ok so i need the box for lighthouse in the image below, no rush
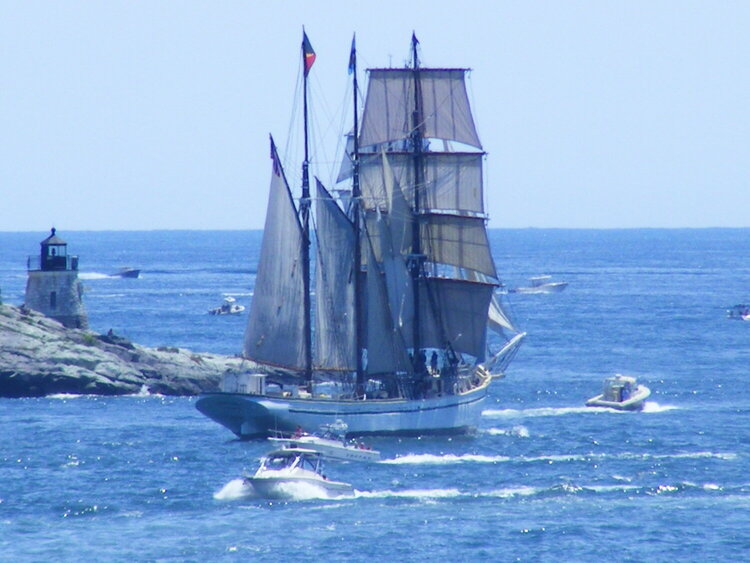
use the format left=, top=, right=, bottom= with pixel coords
left=25, top=228, right=88, bottom=329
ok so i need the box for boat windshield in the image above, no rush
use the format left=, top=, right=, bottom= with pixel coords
left=263, top=454, right=297, bottom=470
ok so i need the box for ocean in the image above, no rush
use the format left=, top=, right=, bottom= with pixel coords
left=1, top=228, right=749, bottom=561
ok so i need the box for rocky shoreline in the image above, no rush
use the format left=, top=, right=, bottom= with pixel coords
left=0, top=303, right=245, bottom=397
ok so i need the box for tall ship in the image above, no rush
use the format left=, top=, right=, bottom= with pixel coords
left=196, top=33, right=525, bottom=438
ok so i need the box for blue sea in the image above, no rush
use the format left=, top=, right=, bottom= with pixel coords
left=1, top=229, right=750, bottom=561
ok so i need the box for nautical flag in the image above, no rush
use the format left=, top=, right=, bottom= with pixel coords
left=302, top=32, right=316, bottom=76
left=270, top=136, right=281, bottom=176
left=348, top=35, right=356, bottom=75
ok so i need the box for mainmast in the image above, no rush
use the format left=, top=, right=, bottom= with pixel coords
left=409, top=32, right=425, bottom=371
left=350, top=34, right=365, bottom=393
left=301, top=31, right=316, bottom=382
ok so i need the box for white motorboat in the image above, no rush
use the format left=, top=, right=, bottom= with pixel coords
left=510, top=275, right=568, bottom=294
left=586, top=374, right=651, bottom=411
left=243, top=448, right=353, bottom=499
left=208, top=296, right=245, bottom=315
left=268, top=420, right=380, bottom=462
left=727, top=304, right=750, bottom=321
left=110, top=267, right=141, bottom=279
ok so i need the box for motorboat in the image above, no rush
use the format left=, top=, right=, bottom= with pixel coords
left=510, top=275, right=568, bottom=294
left=268, top=420, right=380, bottom=462
left=110, top=267, right=140, bottom=278
left=208, top=296, right=245, bottom=315
left=243, top=448, right=353, bottom=499
left=586, top=374, right=650, bottom=411
left=727, top=304, right=750, bottom=321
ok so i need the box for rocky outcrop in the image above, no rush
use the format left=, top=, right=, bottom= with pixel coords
left=0, top=303, right=245, bottom=397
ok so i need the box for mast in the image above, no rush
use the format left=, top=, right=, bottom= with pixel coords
left=301, top=31, right=315, bottom=382
left=409, top=32, right=425, bottom=370
left=350, top=34, right=365, bottom=392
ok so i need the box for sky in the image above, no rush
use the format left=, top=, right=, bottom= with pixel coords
left=1, top=1, right=749, bottom=232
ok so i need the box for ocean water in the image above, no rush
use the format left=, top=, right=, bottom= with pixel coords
left=1, top=228, right=750, bottom=561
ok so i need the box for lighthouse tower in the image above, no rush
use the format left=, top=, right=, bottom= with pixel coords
left=25, top=228, right=88, bottom=329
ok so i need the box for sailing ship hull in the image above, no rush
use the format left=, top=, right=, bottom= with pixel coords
left=195, top=382, right=490, bottom=438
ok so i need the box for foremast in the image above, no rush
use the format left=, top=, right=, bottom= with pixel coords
left=350, top=35, right=365, bottom=394
left=300, top=30, right=315, bottom=382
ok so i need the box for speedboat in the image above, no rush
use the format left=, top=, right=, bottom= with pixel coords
left=208, top=296, right=245, bottom=315
left=510, top=275, right=568, bottom=294
left=586, top=374, right=651, bottom=411
left=727, top=304, right=750, bottom=321
left=243, top=448, right=353, bottom=499
left=110, top=267, right=140, bottom=278
left=268, top=420, right=380, bottom=463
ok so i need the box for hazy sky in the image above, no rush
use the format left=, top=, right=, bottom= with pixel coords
left=1, top=1, right=748, bottom=232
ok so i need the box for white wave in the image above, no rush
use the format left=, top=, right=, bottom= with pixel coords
left=644, top=451, right=737, bottom=461
left=642, top=401, right=679, bottom=413
left=381, top=453, right=510, bottom=465
left=213, top=478, right=254, bottom=501
left=485, top=486, right=540, bottom=498
left=483, top=406, right=602, bottom=418
left=264, top=480, right=341, bottom=500
left=355, top=488, right=462, bottom=500
left=78, top=272, right=111, bottom=280
left=586, top=484, right=641, bottom=493
left=47, top=393, right=88, bottom=400
left=486, top=425, right=530, bottom=438
left=484, top=402, right=679, bottom=419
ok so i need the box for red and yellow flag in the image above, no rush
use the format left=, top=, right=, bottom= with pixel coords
left=302, top=32, right=316, bottom=76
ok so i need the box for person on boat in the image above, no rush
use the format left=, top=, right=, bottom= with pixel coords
left=293, top=425, right=303, bottom=438
left=430, top=351, right=439, bottom=375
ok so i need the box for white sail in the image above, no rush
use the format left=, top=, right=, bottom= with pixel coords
left=243, top=141, right=308, bottom=370
left=314, top=180, right=357, bottom=371
left=488, top=293, right=519, bottom=334
left=365, top=235, right=412, bottom=376
left=359, top=152, right=485, bottom=214
left=360, top=69, right=482, bottom=149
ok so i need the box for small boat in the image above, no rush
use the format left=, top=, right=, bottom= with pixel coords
left=510, top=275, right=568, bottom=294
left=268, top=420, right=380, bottom=462
left=110, top=267, right=140, bottom=279
left=243, top=448, right=353, bottom=499
left=208, top=296, right=245, bottom=315
left=586, top=374, right=651, bottom=411
left=727, top=304, right=750, bottom=321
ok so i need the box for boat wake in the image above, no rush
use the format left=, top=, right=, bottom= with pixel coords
left=78, top=272, right=112, bottom=280
left=354, top=481, right=735, bottom=501
left=485, top=425, right=531, bottom=438
left=380, top=450, right=736, bottom=465
left=484, top=402, right=680, bottom=418
left=213, top=478, right=353, bottom=501
left=483, top=406, right=604, bottom=418
left=213, top=478, right=253, bottom=501
left=641, top=401, right=678, bottom=413
left=381, top=453, right=510, bottom=465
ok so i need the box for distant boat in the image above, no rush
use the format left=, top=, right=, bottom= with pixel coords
left=586, top=374, right=650, bottom=411
left=110, top=267, right=140, bottom=279
left=510, top=275, right=568, bottom=294
left=208, top=296, right=245, bottom=315
left=268, top=420, right=380, bottom=463
left=243, top=448, right=353, bottom=499
left=727, top=304, right=750, bottom=321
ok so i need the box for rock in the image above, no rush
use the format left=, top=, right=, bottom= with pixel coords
left=0, top=303, right=246, bottom=398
